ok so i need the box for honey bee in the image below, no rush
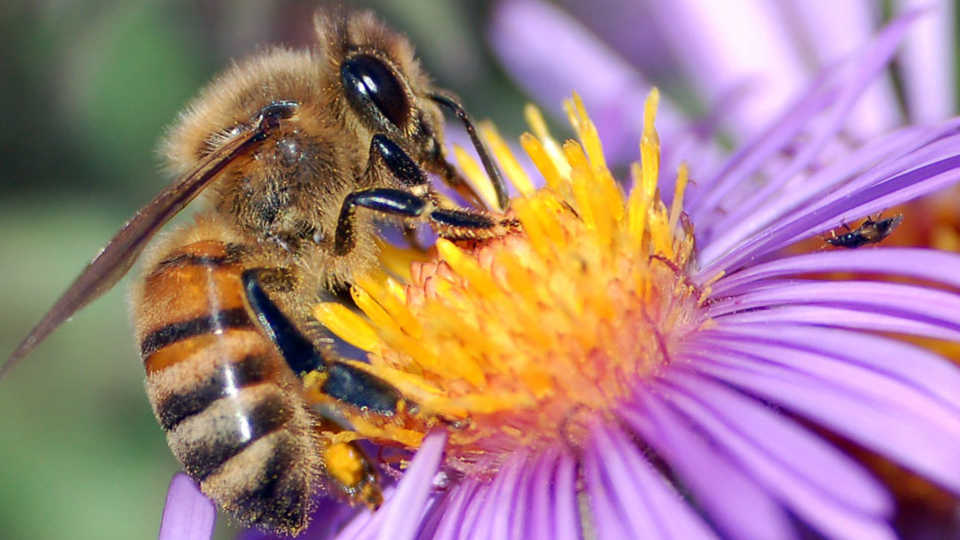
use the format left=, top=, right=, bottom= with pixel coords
left=4, top=9, right=515, bottom=535
left=826, top=214, right=903, bottom=248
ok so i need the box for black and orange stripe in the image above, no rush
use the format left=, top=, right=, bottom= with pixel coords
left=137, top=239, right=320, bottom=534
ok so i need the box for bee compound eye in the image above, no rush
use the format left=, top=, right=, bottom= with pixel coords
left=341, top=55, right=409, bottom=129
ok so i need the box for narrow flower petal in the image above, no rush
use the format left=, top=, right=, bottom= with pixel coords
left=695, top=13, right=923, bottom=264
left=465, top=452, right=524, bottom=540
left=593, top=422, right=719, bottom=539
left=710, top=248, right=960, bottom=295
left=583, top=432, right=640, bottom=539
left=375, top=430, right=446, bottom=540
left=553, top=451, right=581, bottom=540
left=708, top=280, right=960, bottom=328
left=717, top=304, right=960, bottom=343
left=489, top=0, right=686, bottom=163
left=697, top=324, right=960, bottom=418
left=158, top=473, right=215, bottom=540
left=700, top=152, right=960, bottom=275
left=645, top=0, right=808, bottom=139
left=687, top=10, right=921, bottom=220
left=527, top=448, right=559, bottom=540
left=896, top=0, right=957, bottom=122
left=429, top=479, right=481, bottom=540
left=687, top=350, right=960, bottom=494
left=659, top=372, right=892, bottom=516
left=696, top=120, right=960, bottom=252
left=785, top=0, right=900, bottom=137
left=656, top=373, right=898, bottom=540
left=622, top=392, right=798, bottom=540
left=693, top=331, right=960, bottom=438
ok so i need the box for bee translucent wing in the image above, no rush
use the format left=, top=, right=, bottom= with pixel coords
left=2, top=105, right=293, bottom=378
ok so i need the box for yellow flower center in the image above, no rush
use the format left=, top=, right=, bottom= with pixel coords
left=311, top=91, right=715, bottom=477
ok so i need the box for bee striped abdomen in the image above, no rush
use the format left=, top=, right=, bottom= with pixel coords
left=136, top=239, right=320, bottom=534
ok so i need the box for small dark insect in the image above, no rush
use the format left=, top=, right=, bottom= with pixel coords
left=826, top=214, right=903, bottom=249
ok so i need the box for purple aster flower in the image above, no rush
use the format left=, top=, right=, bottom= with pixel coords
left=158, top=7, right=960, bottom=540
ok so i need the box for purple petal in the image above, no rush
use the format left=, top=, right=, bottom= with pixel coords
left=695, top=10, right=923, bottom=264
left=622, top=392, right=798, bottom=540
left=706, top=281, right=960, bottom=340
left=583, top=432, right=637, bottom=539
left=493, top=453, right=529, bottom=539
left=645, top=0, right=808, bottom=140
left=710, top=248, right=960, bottom=295
left=158, top=473, right=215, bottom=540
left=591, top=422, right=719, bottom=539
left=784, top=0, right=901, bottom=137
left=694, top=323, right=960, bottom=419
left=457, top=476, right=493, bottom=538
left=897, top=0, right=957, bottom=122
left=699, top=150, right=960, bottom=277
left=527, top=447, right=559, bottom=539
left=695, top=120, right=959, bottom=258
left=686, top=9, right=923, bottom=220
left=430, top=479, right=481, bottom=540
left=685, top=348, right=960, bottom=494
left=714, top=304, right=960, bottom=343
left=655, top=373, right=897, bottom=539
left=466, top=453, right=523, bottom=540
left=686, top=59, right=836, bottom=217
left=374, top=430, right=446, bottom=540
left=488, top=0, right=687, bottom=164
left=553, top=450, right=581, bottom=540
left=508, top=452, right=537, bottom=540
left=657, top=372, right=892, bottom=515
left=691, top=331, right=960, bottom=440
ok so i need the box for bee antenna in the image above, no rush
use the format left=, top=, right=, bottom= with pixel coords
left=429, top=92, right=510, bottom=211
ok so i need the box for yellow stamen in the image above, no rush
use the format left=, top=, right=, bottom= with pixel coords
left=309, top=89, right=705, bottom=476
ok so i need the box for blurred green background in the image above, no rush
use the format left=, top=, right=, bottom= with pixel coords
left=0, top=1, right=528, bottom=539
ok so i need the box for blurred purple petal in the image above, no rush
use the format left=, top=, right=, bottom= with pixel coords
left=623, top=392, right=798, bottom=540
left=695, top=10, right=922, bottom=263
left=783, top=0, right=901, bottom=137
left=645, top=0, right=809, bottom=140
left=158, top=473, right=215, bottom=540
left=896, top=0, right=957, bottom=121
left=656, top=373, right=898, bottom=539
left=489, top=0, right=687, bottom=164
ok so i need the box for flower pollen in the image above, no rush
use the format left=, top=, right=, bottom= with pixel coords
left=314, top=91, right=709, bottom=478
